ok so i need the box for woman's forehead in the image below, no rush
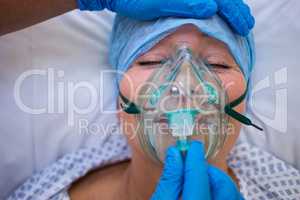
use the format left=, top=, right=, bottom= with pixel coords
left=142, top=25, right=230, bottom=56
left=137, top=25, right=235, bottom=65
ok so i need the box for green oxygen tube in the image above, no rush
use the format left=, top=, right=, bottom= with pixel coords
left=166, top=109, right=199, bottom=152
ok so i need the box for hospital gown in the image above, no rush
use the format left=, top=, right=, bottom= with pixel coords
left=7, top=136, right=300, bottom=200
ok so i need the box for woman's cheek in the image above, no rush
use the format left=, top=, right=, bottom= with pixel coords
left=219, top=70, right=246, bottom=103
left=119, top=66, right=155, bottom=102
left=119, top=67, right=157, bottom=154
left=208, top=70, right=246, bottom=165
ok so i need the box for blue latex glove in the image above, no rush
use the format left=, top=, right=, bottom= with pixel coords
left=77, top=0, right=254, bottom=36
left=151, top=141, right=244, bottom=200
left=215, top=0, right=255, bottom=37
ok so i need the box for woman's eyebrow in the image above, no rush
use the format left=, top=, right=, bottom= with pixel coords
left=137, top=51, right=168, bottom=61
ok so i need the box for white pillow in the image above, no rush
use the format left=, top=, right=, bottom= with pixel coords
left=0, top=10, right=117, bottom=198
left=241, top=0, right=300, bottom=170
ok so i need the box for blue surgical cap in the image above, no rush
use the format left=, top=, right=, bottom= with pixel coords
left=109, top=15, right=255, bottom=84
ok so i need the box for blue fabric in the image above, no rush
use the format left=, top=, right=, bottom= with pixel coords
left=77, top=0, right=254, bottom=36
left=109, top=15, right=255, bottom=84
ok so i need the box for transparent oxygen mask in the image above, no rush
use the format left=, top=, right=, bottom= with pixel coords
left=134, top=46, right=229, bottom=163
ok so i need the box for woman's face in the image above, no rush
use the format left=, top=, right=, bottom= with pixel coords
left=118, top=24, right=246, bottom=167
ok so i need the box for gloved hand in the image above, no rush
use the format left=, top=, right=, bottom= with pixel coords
left=151, top=141, right=243, bottom=200
left=77, top=0, right=254, bottom=36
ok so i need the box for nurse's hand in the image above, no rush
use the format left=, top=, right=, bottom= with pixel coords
left=77, top=0, right=254, bottom=36
left=151, top=141, right=243, bottom=200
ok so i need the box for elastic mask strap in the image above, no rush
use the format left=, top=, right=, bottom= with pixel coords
left=119, top=92, right=141, bottom=114
left=224, top=81, right=263, bottom=131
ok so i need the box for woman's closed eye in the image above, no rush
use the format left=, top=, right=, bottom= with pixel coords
left=205, top=55, right=237, bottom=71
left=210, top=63, right=231, bottom=69
left=137, top=59, right=167, bottom=69
left=137, top=52, right=168, bottom=67
left=206, top=59, right=240, bottom=73
left=138, top=60, right=164, bottom=66
left=138, top=60, right=233, bottom=72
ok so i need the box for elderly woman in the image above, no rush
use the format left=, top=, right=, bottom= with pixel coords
left=68, top=15, right=254, bottom=199
left=8, top=13, right=300, bottom=200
